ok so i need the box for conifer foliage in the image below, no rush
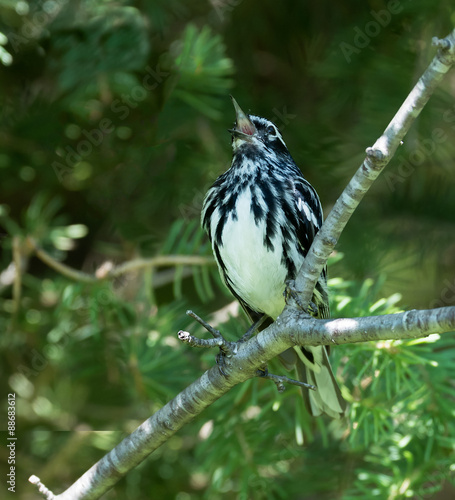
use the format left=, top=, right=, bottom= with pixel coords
left=1, top=1, right=454, bottom=499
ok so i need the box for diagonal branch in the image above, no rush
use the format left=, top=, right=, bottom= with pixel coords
left=292, top=29, right=455, bottom=311
left=29, top=305, right=455, bottom=500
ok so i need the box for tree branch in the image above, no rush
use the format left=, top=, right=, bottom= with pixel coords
left=29, top=305, right=455, bottom=499
left=275, top=307, right=455, bottom=347
left=29, top=29, right=455, bottom=500
left=292, top=28, right=455, bottom=311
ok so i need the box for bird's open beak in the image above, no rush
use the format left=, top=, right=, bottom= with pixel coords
left=229, top=96, right=257, bottom=139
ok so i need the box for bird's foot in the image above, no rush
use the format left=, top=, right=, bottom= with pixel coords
left=284, top=280, right=317, bottom=316
left=239, top=314, right=268, bottom=343
left=257, top=368, right=316, bottom=393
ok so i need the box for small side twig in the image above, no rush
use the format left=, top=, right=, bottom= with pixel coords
left=28, top=475, right=55, bottom=499
left=184, top=310, right=238, bottom=357
left=432, top=36, right=451, bottom=50
left=178, top=330, right=224, bottom=349
left=257, top=370, right=316, bottom=393
left=186, top=310, right=223, bottom=339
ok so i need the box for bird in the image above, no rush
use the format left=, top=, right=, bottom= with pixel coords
left=201, top=96, right=346, bottom=419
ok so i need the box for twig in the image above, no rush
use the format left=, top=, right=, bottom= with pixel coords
left=186, top=309, right=223, bottom=339
left=29, top=475, right=56, bottom=500
left=178, top=330, right=224, bottom=348
left=432, top=36, right=451, bottom=50
left=27, top=237, right=215, bottom=284
left=185, top=310, right=238, bottom=357
left=105, top=255, right=216, bottom=278
left=32, top=242, right=97, bottom=283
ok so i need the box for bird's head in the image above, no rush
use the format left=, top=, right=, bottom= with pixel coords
left=229, top=96, right=288, bottom=157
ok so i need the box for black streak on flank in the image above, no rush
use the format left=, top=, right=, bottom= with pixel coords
left=202, top=196, right=217, bottom=232
left=214, top=216, right=225, bottom=246
left=264, top=215, right=276, bottom=251
left=214, top=244, right=227, bottom=273
left=280, top=224, right=297, bottom=279
left=224, top=191, right=238, bottom=221
left=250, top=187, right=264, bottom=225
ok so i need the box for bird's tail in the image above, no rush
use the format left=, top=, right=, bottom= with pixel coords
left=295, top=275, right=346, bottom=418
left=295, top=345, right=346, bottom=419
left=279, top=344, right=346, bottom=419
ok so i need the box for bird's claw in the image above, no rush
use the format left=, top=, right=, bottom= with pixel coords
left=256, top=366, right=269, bottom=377
left=284, top=280, right=316, bottom=316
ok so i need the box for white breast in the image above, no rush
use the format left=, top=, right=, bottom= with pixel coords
left=214, top=189, right=288, bottom=319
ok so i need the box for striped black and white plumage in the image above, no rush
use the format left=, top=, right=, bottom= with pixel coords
left=201, top=97, right=346, bottom=419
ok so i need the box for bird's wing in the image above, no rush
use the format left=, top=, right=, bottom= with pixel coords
left=292, top=177, right=323, bottom=256
left=292, top=177, right=329, bottom=319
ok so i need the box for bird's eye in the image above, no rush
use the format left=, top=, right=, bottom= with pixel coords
left=266, top=125, right=276, bottom=136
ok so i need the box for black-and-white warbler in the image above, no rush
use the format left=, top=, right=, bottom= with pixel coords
left=201, top=97, right=346, bottom=419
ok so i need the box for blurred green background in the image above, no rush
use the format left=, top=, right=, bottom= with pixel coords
left=1, top=1, right=455, bottom=499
